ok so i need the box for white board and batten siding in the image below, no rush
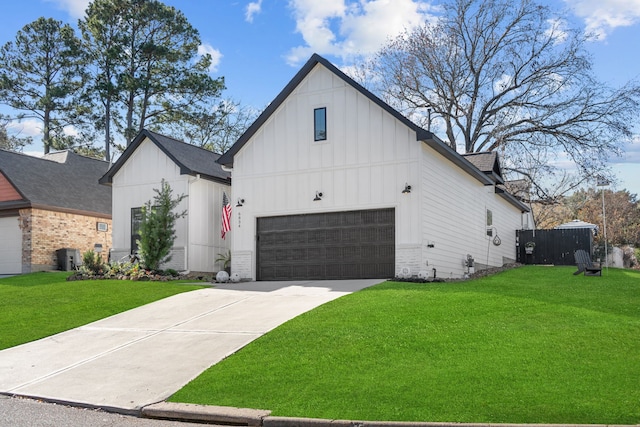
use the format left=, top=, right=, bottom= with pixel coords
left=110, top=137, right=229, bottom=272
left=230, top=65, right=422, bottom=280
left=418, top=147, right=522, bottom=279
left=187, top=177, right=230, bottom=272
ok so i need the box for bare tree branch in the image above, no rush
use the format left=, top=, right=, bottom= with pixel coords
left=366, top=0, right=640, bottom=202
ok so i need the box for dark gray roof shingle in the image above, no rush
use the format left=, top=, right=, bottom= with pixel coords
left=462, top=151, right=504, bottom=184
left=0, top=149, right=112, bottom=215
left=99, top=129, right=230, bottom=186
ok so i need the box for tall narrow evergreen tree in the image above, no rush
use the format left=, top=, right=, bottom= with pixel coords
left=137, top=179, right=187, bottom=271
left=79, top=0, right=127, bottom=163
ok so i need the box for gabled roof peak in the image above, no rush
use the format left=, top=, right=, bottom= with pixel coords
left=99, top=129, right=230, bottom=186
left=217, top=54, right=495, bottom=187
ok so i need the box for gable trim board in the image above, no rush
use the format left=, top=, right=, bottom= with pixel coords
left=220, top=54, right=529, bottom=281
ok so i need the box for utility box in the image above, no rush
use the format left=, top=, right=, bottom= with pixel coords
left=57, top=248, right=81, bottom=271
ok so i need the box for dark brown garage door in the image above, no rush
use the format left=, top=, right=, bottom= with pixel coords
left=257, top=208, right=395, bottom=280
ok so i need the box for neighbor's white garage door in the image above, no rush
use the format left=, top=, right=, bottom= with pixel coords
left=0, top=216, right=22, bottom=275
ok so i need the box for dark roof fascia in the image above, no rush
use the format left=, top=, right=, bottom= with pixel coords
left=489, top=171, right=505, bottom=185
left=29, top=203, right=113, bottom=219
left=148, top=132, right=205, bottom=178
left=218, top=54, right=436, bottom=167
left=100, top=130, right=151, bottom=185
left=420, top=137, right=494, bottom=186
left=0, top=200, right=31, bottom=212
left=0, top=200, right=112, bottom=218
left=193, top=173, right=231, bottom=186
left=495, top=187, right=530, bottom=212
left=99, top=130, right=228, bottom=185
left=0, top=208, right=22, bottom=218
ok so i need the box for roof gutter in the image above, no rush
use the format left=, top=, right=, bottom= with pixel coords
left=495, top=187, right=530, bottom=212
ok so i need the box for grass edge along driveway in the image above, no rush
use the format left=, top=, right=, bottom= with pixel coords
left=170, top=266, right=640, bottom=425
left=0, top=271, right=204, bottom=350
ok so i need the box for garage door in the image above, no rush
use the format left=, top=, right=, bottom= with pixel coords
left=0, top=216, right=22, bottom=275
left=257, top=208, right=395, bottom=280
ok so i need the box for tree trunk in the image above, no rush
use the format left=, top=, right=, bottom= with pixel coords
left=43, top=107, right=51, bottom=154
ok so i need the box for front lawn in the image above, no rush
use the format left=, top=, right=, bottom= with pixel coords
left=170, top=266, right=640, bottom=424
left=0, top=272, right=203, bottom=350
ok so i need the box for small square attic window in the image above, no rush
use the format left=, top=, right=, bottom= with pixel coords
left=314, top=107, right=327, bottom=141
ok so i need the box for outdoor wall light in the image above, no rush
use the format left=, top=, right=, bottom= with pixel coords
left=402, top=183, right=412, bottom=194
left=313, top=191, right=323, bottom=201
left=236, top=198, right=244, bottom=207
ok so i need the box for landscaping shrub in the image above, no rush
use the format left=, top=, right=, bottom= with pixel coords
left=81, top=250, right=104, bottom=275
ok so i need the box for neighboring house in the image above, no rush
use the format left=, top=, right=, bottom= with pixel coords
left=99, top=130, right=230, bottom=272
left=217, top=54, right=531, bottom=281
left=0, top=149, right=112, bottom=275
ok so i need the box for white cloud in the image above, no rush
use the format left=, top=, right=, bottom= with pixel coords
left=198, top=43, right=223, bottom=73
left=545, top=18, right=569, bottom=44
left=340, top=0, right=432, bottom=55
left=615, top=134, right=640, bottom=163
left=7, top=119, right=41, bottom=137
left=564, top=0, right=640, bottom=40
left=246, top=0, right=264, bottom=23
left=44, top=0, right=90, bottom=19
left=63, top=125, right=78, bottom=137
left=286, top=0, right=435, bottom=65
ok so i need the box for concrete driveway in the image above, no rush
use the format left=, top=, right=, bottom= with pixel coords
left=0, top=279, right=382, bottom=413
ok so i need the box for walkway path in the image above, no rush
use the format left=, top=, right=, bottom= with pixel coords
left=0, top=279, right=382, bottom=413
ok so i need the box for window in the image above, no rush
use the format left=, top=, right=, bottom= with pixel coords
left=314, top=107, right=327, bottom=141
left=131, top=207, right=143, bottom=253
left=486, top=209, right=493, bottom=237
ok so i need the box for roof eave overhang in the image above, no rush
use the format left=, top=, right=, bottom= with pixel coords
left=29, top=203, right=112, bottom=219
left=185, top=170, right=231, bottom=186
left=495, top=187, right=530, bottom=212
left=0, top=201, right=112, bottom=218
left=419, top=134, right=494, bottom=186
left=0, top=200, right=31, bottom=213
left=491, top=172, right=505, bottom=185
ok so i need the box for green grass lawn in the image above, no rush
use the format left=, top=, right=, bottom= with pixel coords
left=170, top=266, right=640, bottom=424
left=0, top=272, right=203, bottom=350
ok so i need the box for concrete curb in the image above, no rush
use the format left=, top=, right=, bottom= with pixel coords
left=141, top=402, right=640, bottom=427
left=142, top=402, right=271, bottom=426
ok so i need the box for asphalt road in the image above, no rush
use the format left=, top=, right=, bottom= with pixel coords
left=0, top=395, right=216, bottom=427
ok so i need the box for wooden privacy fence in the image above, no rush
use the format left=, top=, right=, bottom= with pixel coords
left=516, top=228, right=594, bottom=265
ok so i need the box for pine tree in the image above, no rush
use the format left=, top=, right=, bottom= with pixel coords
left=0, top=17, right=86, bottom=154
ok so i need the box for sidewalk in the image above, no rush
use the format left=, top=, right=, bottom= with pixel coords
left=0, top=279, right=382, bottom=414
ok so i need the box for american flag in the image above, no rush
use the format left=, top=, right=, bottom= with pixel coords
left=221, top=191, right=232, bottom=239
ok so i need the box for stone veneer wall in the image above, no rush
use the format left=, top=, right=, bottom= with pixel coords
left=19, top=208, right=112, bottom=272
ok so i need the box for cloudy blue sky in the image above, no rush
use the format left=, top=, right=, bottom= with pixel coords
left=1, top=0, right=638, bottom=194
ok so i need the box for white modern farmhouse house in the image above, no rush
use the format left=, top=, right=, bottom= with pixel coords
left=217, top=54, right=531, bottom=281
left=100, top=130, right=231, bottom=272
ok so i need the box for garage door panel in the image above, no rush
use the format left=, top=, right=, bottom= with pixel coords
left=0, top=216, right=22, bottom=275
left=257, top=209, right=394, bottom=280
